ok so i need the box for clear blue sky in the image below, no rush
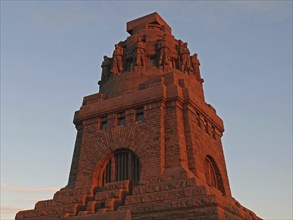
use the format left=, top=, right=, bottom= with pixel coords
left=1, top=1, right=292, bottom=219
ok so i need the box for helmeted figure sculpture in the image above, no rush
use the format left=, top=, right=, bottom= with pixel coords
left=158, top=35, right=171, bottom=69
left=134, top=36, right=146, bottom=68
left=111, top=44, right=124, bottom=75
left=178, top=40, right=191, bottom=73
left=100, top=56, right=111, bottom=83
left=191, top=53, right=201, bottom=80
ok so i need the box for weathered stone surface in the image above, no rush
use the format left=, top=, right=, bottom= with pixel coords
left=85, top=201, right=102, bottom=212
left=101, top=180, right=130, bottom=191
left=15, top=12, right=261, bottom=220
left=120, top=195, right=218, bottom=214
left=95, top=189, right=127, bottom=201
left=132, top=178, right=197, bottom=195
left=16, top=204, right=82, bottom=219
left=65, top=210, right=131, bottom=220
left=125, top=185, right=207, bottom=205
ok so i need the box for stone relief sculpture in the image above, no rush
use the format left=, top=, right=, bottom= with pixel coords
left=158, top=35, right=171, bottom=69
left=178, top=40, right=191, bottom=73
left=101, top=56, right=111, bottom=82
left=111, top=44, right=124, bottom=75
left=100, top=26, right=200, bottom=80
left=134, top=36, right=146, bottom=68
left=191, top=53, right=201, bottom=80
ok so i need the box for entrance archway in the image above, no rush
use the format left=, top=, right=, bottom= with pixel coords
left=204, top=156, right=225, bottom=194
left=102, top=149, right=140, bottom=185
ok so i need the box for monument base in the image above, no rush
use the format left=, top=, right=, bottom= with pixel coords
left=16, top=178, right=261, bottom=220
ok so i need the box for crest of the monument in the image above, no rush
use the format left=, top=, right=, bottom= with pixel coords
left=99, top=12, right=202, bottom=86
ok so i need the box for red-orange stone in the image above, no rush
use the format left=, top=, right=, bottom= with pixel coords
left=15, top=12, right=261, bottom=220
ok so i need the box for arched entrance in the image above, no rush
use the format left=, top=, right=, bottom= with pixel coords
left=204, top=156, right=225, bottom=194
left=102, top=149, right=140, bottom=186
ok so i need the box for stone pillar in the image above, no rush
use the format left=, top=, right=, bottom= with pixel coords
left=67, top=117, right=83, bottom=189
left=164, top=98, right=194, bottom=179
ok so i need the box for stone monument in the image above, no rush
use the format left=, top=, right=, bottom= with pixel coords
left=16, top=12, right=261, bottom=220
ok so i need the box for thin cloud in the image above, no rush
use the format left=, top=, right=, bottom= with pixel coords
left=10, top=198, right=44, bottom=203
left=0, top=206, right=27, bottom=219
left=1, top=206, right=26, bottom=213
left=1, top=182, right=59, bottom=193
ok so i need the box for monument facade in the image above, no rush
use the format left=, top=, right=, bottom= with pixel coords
left=16, top=13, right=261, bottom=220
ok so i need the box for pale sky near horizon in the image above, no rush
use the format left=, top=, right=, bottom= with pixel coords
left=1, top=1, right=292, bottom=219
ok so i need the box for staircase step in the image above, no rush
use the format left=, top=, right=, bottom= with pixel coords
left=86, top=200, right=103, bottom=212
left=72, top=210, right=131, bottom=220
left=100, top=180, right=130, bottom=191
left=35, top=195, right=89, bottom=209
left=16, top=213, right=64, bottom=220
left=78, top=210, right=93, bottom=216
left=15, top=203, right=83, bottom=219
left=105, top=198, right=123, bottom=211
left=97, top=208, right=112, bottom=213
left=132, top=178, right=197, bottom=195
left=125, top=185, right=207, bottom=205
left=119, top=194, right=217, bottom=214
left=95, top=189, right=128, bottom=201
left=64, top=212, right=76, bottom=218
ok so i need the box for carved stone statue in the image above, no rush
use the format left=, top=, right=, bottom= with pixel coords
left=134, top=36, right=146, bottom=68
left=191, top=53, right=201, bottom=80
left=101, top=56, right=111, bottom=82
left=178, top=40, right=191, bottom=73
left=111, top=44, right=124, bottom=75
left=158, top=35, right=171, bottom=69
